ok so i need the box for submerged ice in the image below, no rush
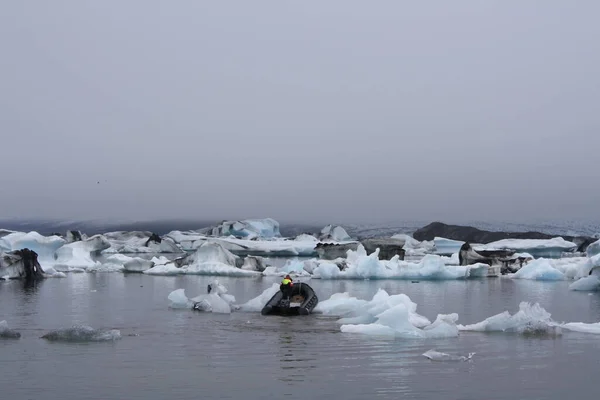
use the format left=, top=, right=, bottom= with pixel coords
left=422, top=349, right=475, bottom=362
left=0, top=320, right=21, bottom=339
left=41, top=325, right=121, bottom=342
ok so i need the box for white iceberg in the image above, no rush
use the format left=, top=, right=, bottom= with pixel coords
left=569, top=275, right=600, bottom=291
left=51, top=235, right=111, bottom=271
left=205, top=218, right=281, bottom=239
left=562, top=322, right=600, bottom=335
left=319, top=225, right=352, bottom=242
left=312, top=246, right=490, bottom=280
left=509, top=259, right=566, bottom=281
left=294, top=234, right=319, bottom=242
left=458, top=302, right=562, bottom=336
left=237, top=283, right=281, bottom=312
left=544, top=256, right=591, bottom=279
left=315, top=290, right=459, bottom=339
left=164, top=231, right=319, bottom=257
left=241, top=256, right=268, bottom=272
left=102, top=231, right=180, bottom=254
left=167, top=280, right=237, bottom=313
left=0, top=231, right=66, bottom=261
left=392, top=234, right=434, bottom=256
left=587, top=239, right=600, bottom=258
left=144, top=256, right=182, bottom=276
left=122, top=257, right=155, bottom=273
left=433, top=237, right=466, bottom=255
left=180, top=242, right=259, bottom=277
left=315, top=289, right=431, bottom=328
left=475, top=238, right=577, bottom=258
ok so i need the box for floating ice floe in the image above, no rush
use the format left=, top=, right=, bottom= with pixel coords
left=457, top=302, right=600, bottom=336
left=41, top=325, right=121, bottom=342
left=167, top=280, right=237, bottom=313
left=230, top=283, right=600, bottom=338
left=315, top=289, right=458, bottom=338
left=569, top=276, right=600, bottom=291
left=422, top=349, right=475, bottom=362
left=457, top=302, right=563, bottom=336
left=122, top=257, right=155, bottom=273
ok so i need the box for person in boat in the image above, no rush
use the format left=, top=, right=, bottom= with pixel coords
left=280, top=275, right=294, bottom=300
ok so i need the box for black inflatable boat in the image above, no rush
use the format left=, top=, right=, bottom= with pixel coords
left=261, top=282, right=319, bottom=316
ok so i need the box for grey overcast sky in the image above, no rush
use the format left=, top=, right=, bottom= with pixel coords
left=1, top=1, right=599, bottom=225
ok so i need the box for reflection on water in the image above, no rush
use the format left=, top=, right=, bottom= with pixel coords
left=1, top=273, right=600, bottom=399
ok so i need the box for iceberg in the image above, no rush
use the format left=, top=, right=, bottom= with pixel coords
left=238, top=283, right=281, bottom=312
left=167, top=280, right=237, bottom=313
left=319, top=225, right=352, bottom=242
left=179, top=242, right=259, bottom=276
left=65, top=230, right=88, bottom=243
left=143, top=243, right=260, bottom=277
left=51, top=235, right=111, bottom=271
left=569, top=275, right=600, bottom=291
left=433, top=237, right=467, bottom=255
left=164, top=231, right=319, bottom=257
left=122, top=257, right=155, bottom=273
left=542, top=256, right=590, bottom=279
left=294, top=234, right=319, bottom=242
left=203, top=218, right=281, bottom=239
left=458, top=302, right=562, bottom=336
left=315, top=289, right=431, bottom=328
left=0, top=249, right=46, bottom=280
left=241, top=256, right=268, bottom=272
left=587, top=239, right=600, bottom=258
left=0, top=320, right=21, bottom=339
left=312, top=246, right=490, bottom=280
left=143, top=256, right=183, bottom=275
left=509, top=259, right=566, bottom=281
left=562, top=322, right=600, bottom=335
left=143, top=262, right=182, bottom=276
left=313, top=289, right=460, bottom=338
left=0, top=231, right=66, bottom=261
left=102, top=231, right=181, bottom=254
left=41, top=325, right=121, bottom=342
left=392, top=234, right=435, bottom=256
left=475, top=238, right=577, bottom=258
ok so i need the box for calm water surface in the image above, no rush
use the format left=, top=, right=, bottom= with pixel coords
left=2, top=273, right=600, bottom=400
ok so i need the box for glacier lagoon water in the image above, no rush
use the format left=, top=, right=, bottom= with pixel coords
left=1, top=272, right=600, bottom=399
